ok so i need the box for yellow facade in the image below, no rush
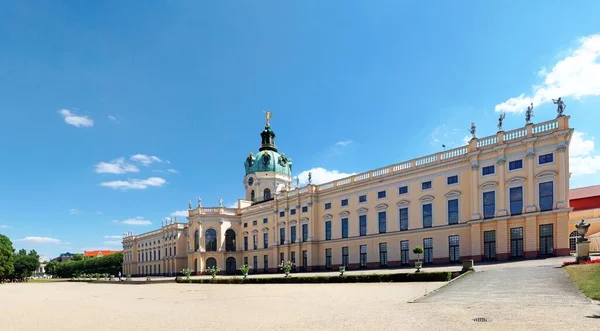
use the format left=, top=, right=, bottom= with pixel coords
left=124, top=115, right=574, bottom=276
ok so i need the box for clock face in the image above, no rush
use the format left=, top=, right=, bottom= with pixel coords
left=248, top=177, right=254, bottom=186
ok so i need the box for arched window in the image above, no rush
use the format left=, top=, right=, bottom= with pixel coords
left=194, top=230, right=200, bottom=252
left=225, top=229, right=236, bottom=251
left=569, top=230, right=579, bottom=252
left=206, top=257, right=217, bottom=270
left=205, top=229, right=217, bottom=252
left=251, top=190, right=255, bottom=202
left=264, top=188, right=272, bottom=200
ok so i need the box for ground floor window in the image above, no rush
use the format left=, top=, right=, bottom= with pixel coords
left=510, top=227, right=524, bottom=258
left=400, top=241, right=409, bottom=265
left=569, top=230, right=579, bottom=252
left=302, top=250, right=307, bottom=270
left=264, top=255, right=268, bottom=272
left=253, top=256, right=258, bottom=272
left=342, top=247, right=349, bottom=267
left=360, top=245, right=367, bottom=267
left=379, top=242, right=388, bottom=267
left=539, top=224, right=554, bottom=256
left=244, top=256, right=248, bottom=265
left=423, top=238, right=433, bottom=263
left=291, top=251, right=296, bottom=265
left=484, top=230, right=496, bottom=260
left=158, top=264, right=161, bottom=274
left=325, top=248, right=332, bottom=269
left=280, top=252, right=285, bottom=264
left=449, top=235, right=460, bottom=262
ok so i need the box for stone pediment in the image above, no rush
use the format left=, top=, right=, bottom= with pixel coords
left=357, top=207, right=369, bottom=215
left=323, top=214, right=333, bottom=220
left=396, top=200, right=410, bottom=207
left=445, top=190, right=461, bottom=198
left=506, top=176, right=526, bottom=184
left=536, top=170, right=557, bottom=179
left=339, top=211, right=350, bottom=217
left=375, top=203, right=388, bottom=211
left=419, top=195, right=435, bottom=202
left=479, top=181, right=498, bottom=189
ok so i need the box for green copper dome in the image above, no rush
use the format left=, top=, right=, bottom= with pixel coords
left=244, top=125, right=292, bottom=177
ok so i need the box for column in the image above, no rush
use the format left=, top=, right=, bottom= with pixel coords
left=556, top=143, right=568, bottom=209
left=470, top=162, right=481, bottom=220
left=524, top=215, right=538, bottom=258
left=496, top=220, right=508, bottom=260
left=525, top=149, right=537, bottom=212
left=470, top=223, right=482, bottom=261
left=497, top=157, right=507, bottom=216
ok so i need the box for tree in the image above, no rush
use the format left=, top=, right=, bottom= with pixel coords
left=0, top=234, right=15, bottom=281
left=12, top=249, right=40, bottom=279
left=72, top=253, right=83, bottom=261
left=45, top=261, right=58, bottom=276
left=413, top=246, right=424, bottom=262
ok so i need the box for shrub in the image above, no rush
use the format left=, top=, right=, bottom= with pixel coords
left=279, top=261, right=294, bottom=277
left=206, top=266, right=220, bottom=279
left=176, top=271, right=452, bottom=284
left=339, top=266, right=345, bottom=276
left=239, top=264, right=251, bottom=279
left=182, top=268, right=192, bottom=280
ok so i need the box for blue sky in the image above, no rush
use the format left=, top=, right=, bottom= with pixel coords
left=1, top=1, right=599, bottom=260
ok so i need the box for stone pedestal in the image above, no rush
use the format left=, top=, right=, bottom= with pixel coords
left=462, top=259, right=474, bottom=272
left=576, top=241, right=590, bottom=262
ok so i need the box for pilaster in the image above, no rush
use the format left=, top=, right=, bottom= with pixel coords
left=525, top=147, right=537, bottom=213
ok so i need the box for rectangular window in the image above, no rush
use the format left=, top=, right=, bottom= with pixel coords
left=302, top=224, right=308, bottom=242
left=253, top=220, right=257, bottom=226
left=174, top=246, right=176, bottom=256
left=421, top=181, right=432, bottom=190
left=539, top=224, right=554, bottom=256
left=539, top=181, right=554, bottom=212
left=377, top=190, right=386, bottom=199
left=263, top=232, right=268, bottom=249
left=291, top=251, right=296, bottom=265
left=302, top=250, right=307, bottom=268
left=324, top=203, right=331, bottom=210
left=359, top=195, right=367, bottom=203
left=484, top=230, right=496, bottom=260
left=341, top=199, right=348, bottom=207
left=244, top=256, right=248, bottom=265
left=400, top=241, right=409, bottom=265
left=253, top=234, right=257, bottom=250
left=153, top=251, right=156, bottom=260
left=398, top=186, right=408, bottom=195
left=325, top=221, right=332, bottom=240
left=509, top=186, right=523, bottom=215
left=264, top=255, right=268, bottom=272
left=378, top=211, right=387, bottom=233
left=359, top=215, right=367, bottom=236
left=449, top=235, right=460, bottom=262
left=447, top=199, right=459, bottom=224
left=290, top=225, right=297, bottom=243
left=158, top=250, right=160, bottom=260
left=509, top=159, right=523, bottom=170
left=325, top=248, right=332, bottom=269
left=244, top=236, right=248, bottom=251
left=447, top=175, right=458, bottom=185
left=263, top=217, right=268, bottom=224
left=539, top=153, right=554, bottom=164
left=279, top=211, right=285, bottom=217
left=482, top=165, right=495, bottom=176
left=379, top=242, right=388, bottom=267
left=341, top=218, right=349, bottom=238
left=359, top=245, right=367, bottom=267
left=423, top=238, right=433, bottom=264
left=342, top=247, right=349, bottom=267
left=510, top=227, right=524, bottom=258
left=253, top=256, right=258, bottom=273
left=279, top=228, right=285, bottom=245
left=302, top=206, right=308, bottom=213
left=483, top=191, right=496, bottom=219
left=243, top=223, right=248, bottom=228
left=422, top=203, right=433, bottom=228
left=280, top=252, right=284, bottom=264
left=290, top=209, right=296, bottom=215
left=399, top=207, right=409, bottom=231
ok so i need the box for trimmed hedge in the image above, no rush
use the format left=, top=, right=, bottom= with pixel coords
left=176, top=271, right=452, bottom=284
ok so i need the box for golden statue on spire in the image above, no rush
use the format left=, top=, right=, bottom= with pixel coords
left=264, top=110, right=273, bottom=127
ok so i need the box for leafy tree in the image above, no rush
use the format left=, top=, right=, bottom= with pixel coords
left=45, top=260, right=58, bottom=276
left=413, top=246, right=424, bottom=262
left=12, top=249, right=40, bottom=279
left=72, top=253, right=83, bottom=261
left=0, top=234, right=15, bottom=281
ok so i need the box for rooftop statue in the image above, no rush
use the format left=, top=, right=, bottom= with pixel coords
left=469, top=122, right=476, bottom=139
left=552, top=97, right=566, bottom=117
left=264, top=110, right=273, bottom=127
left=497, top=112, right=505, bottom=131
left=525, top=103, right=534, bottom=124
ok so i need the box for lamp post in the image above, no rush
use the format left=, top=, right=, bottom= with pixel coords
left=575, top=220, right=591, bottom=262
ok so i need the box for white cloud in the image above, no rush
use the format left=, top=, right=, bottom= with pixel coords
left=113, top=216, right=152, bottom=226
left=166, top=168, right=179, bottom=174
left=296, top=167, right=356, bottom=186
left=15, top=236, right=61, bottom=244
left=462, top=135, right=471, bottom=145
left=335, top=140, right=353, bottom=147
left=58, top=109, right=94, bottom=128
left=130, top=154, right=163, bottom=166
left=227, top=202, right=238, bottom=209
left=430, top=125, right=467, bottom=148
left=103, top=235, right=122, bottom=240
left=104, top=240, right=122, bottom=246
left=95, top=158, right=139, bottom=174
left=496, top=34, right=600, bottom=113
left=0, top=224, right=12, bottom=229
left=171, top=210, right=188, bottom=217
left=108, top=115, right=116, bottom=121
left=69, top=209, right=79, bottom=215
left=570, top=131, right=600, bottom=177
left=100, top=177, right=166, bottom=190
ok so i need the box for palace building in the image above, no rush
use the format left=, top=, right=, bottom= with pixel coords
left=123, top=113, right=575, bottom=276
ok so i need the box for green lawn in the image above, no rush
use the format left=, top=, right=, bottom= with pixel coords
left=27, top=278, right=71, bottom=283
left=565, top=263, right=600, bottom=300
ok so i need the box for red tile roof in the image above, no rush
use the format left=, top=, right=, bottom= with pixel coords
left=570, top=185, right=600, bottom=200
left=83, top=250, right=121, bottom=257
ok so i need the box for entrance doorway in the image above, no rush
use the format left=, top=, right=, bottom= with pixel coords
left=226, top=257, right=237, bottom=275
